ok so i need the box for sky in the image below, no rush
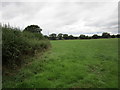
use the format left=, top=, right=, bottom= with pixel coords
left=0, top=0, right=119, bottom=36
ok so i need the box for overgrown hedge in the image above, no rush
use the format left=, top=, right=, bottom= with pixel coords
left=2, top=25, right=51, bottom=68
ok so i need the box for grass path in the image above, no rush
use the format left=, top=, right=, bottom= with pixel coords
left=3, top=39, right=118, bottom=88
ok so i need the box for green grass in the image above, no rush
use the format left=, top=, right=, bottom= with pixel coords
left=3, top=38, right=118, bottom=88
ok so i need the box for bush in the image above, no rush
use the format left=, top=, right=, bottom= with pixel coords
left=2, top=25, right=51, bottom=68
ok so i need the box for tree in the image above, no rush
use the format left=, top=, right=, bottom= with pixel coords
left=79, top=34, right=86, bottom=39
left=63, top=34, right=69, bottom=40
left=92, top=34, right=99, bottom=39
left=24, top=25, right=42, bottom=34
left=68, top=35, right=74, bottom=39
left=111, top=35, right=116, bottom=38
left=102, top=32, right=110, bottom=38
left=116, top=34, right=120, bottom=38
left=85, top=36, right=89, bottom=39
left=49, top=33, right=57, bottom=40
left=88, top=36, right=92, bottom=39
left=44, top=35, right=49, bottom=39
left=74, top=37, right=78, bottom=39
left=57, top=33, right=63, bottom=40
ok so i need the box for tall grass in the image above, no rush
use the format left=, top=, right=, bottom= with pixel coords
left=2, top=25, right=51, bottom=68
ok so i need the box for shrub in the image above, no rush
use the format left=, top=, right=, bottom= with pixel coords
left=2, top=25, right=51, bottom=68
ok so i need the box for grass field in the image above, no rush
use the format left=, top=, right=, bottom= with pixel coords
left=3, top=38, right=118, bottom=88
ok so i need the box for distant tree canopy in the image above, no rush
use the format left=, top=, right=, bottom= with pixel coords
left=92, top=34, right=99, bottom=39
left=111, top=35, right=116, bottom=38
left=44, top=35, right=49, bottom=39
left=57, top=33, right=63, bottom=40
left=116, top=34, right=120, bottom=38
left=24, top=25, right=42, bottom=34
left=79, top=34, right=86, bottom=39
left=68, top=35, right=74, bottom=39
left=46, top=32, right=119, bottom=40
left=49, top=33, right=57, bottom=40
left=63, top=34, right=69, bottom=39
left=102, top=32, right=110, bottom=38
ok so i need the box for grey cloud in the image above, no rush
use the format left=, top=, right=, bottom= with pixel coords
left=86, top=19, right=117, bottom=28
left=1, top=1, right=118, bottom=36
left=2, top=2, right=46, bottom=20
left=2, top=2, right=22, bottom=7
left=85, top=6, right=118, bottom=32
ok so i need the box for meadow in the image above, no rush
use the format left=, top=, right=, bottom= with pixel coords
left=3, top=38, right=118, bottom=88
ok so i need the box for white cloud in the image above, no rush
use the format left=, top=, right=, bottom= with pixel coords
left=1, top=1, right=118, bottom=36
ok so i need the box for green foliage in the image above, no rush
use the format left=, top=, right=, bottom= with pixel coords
left=47, top=33, right=119, bottom=40
left=49, top=33, right=57, bottom=40
left=79, top=34, right=86, bottom=39
left=63, top=34, right=69, bottom=39
left=92, top=34, right=99, bottom=39
left=111, top=35, right=116, bottom=38
left=3, top=39, right=118, bottom=88
left=2, top=25, right=51, bottom=68
left=68, top=35, right=74, bottom=39
left=44, top=35, right=49, bottom=39
left=116, top=34, right=120, bottom=38
left=57, top=33, right=63, bottom=40
left=24, top=25, right=42, bottom=34
left=102, top=32, right=110, bottom=38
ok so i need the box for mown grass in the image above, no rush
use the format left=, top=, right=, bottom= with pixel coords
left=3, top=38, right=118, bottom=88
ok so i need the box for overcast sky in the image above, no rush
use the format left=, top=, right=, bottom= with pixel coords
left=0, top=0, right=119, bottom=36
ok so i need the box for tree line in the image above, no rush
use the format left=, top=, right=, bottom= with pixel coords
left=44, top=32, right=120, bottom=40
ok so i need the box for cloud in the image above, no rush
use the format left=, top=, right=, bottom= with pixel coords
left=1, top=1, right=118, bottom=36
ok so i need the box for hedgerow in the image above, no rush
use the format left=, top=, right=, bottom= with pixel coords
left=2, top=25, right=51, bottom=68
